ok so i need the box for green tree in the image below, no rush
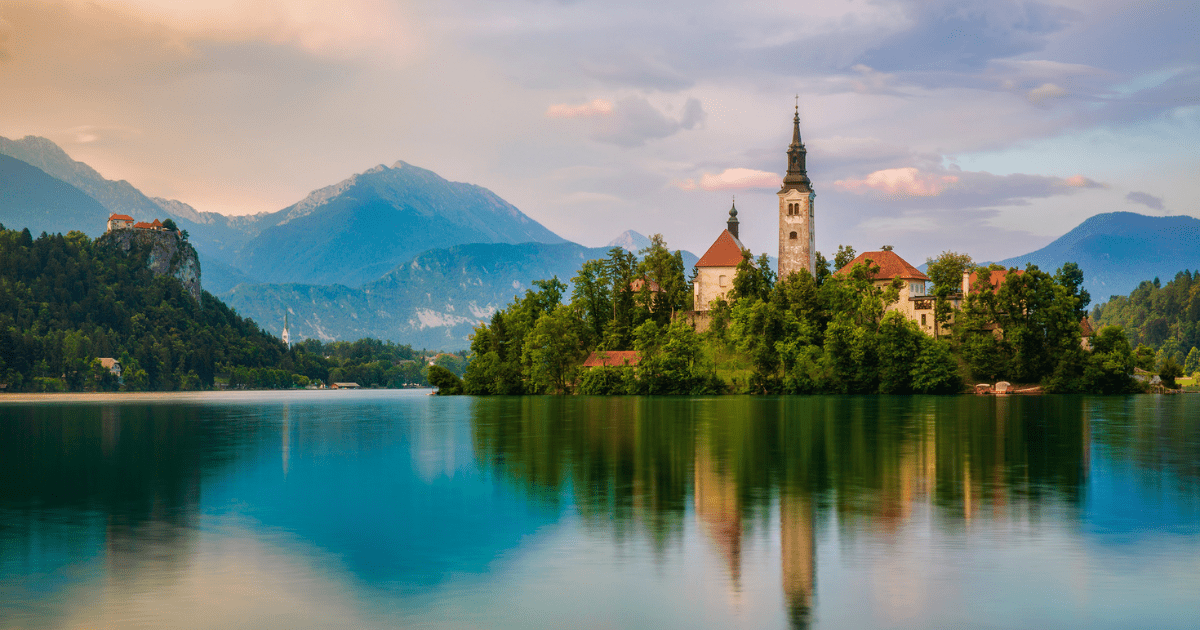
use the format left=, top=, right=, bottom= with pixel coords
left=427, top=364, right=464, bottom=394
left=522, top=305, right=584, bottom=394
left=1185, top=346, right=1200, bottom=376
left=833, top=244, right=857, bottom=272
left=925, top=251, right=972, bottom=339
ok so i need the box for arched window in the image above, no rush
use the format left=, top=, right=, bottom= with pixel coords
left=789, top=231, right=798, bottom=239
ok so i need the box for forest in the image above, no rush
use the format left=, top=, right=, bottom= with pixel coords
left=446, top=236, right=1146, bottom=396
left=0, top=226, right=448, bottom=391
left=1092, top=270, right=1200, bottom=377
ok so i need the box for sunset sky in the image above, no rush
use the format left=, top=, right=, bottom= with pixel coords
left=0, top=0, right=1195, bottom=262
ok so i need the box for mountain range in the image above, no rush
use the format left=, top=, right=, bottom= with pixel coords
left=2, top=135, right=1196, bottom=350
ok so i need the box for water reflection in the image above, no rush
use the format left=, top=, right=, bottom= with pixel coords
left=1, top=393, right=1198, bottom=629
left=473, top=395, right=1199, bottom=628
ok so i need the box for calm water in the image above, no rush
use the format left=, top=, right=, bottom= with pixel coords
left=1, top=392, right=1198, bottom=629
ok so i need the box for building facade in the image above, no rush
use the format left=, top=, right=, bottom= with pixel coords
left=778, top=106, right=815, bottom=280
left=835, top=250, right=937, bottom=333
left=693, top=202, right=746, bottom=311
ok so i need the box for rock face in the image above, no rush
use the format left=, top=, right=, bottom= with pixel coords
left=98, top=229, right=203, bottom=303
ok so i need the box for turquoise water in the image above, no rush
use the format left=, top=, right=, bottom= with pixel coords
left=1, top=391, right=1198, bottom=629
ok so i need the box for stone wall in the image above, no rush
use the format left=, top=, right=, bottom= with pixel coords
left=97, top=229, right=202, bottom=303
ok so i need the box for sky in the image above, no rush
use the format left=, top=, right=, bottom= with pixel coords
left=0, top=0, right=1196, bottom=263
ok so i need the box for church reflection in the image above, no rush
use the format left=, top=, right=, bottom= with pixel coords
left=474, top=395, right=1096, bottom=628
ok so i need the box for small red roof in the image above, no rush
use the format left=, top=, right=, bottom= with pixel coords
left=696, top=230, right=746, bottom=268
left=967, top=269, right=1024, bottom=294
left=835, top=251, right=929, bottom=281
left=630, top=278, right=662, bottom=293
left=150, top=219, right=163, bottom=227
left=108, top=214, right=134, bottom=221
left=132, top=221, right=154, bottom=229
left=582, top=350, right=641, bottom=368
left=1080, top=317, right=1094, bottom=337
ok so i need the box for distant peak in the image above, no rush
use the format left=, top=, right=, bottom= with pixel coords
left=607, top=229, right=651, bottom=253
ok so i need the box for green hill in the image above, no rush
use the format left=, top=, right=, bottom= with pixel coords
left=0, top=226, right=286, bottom=391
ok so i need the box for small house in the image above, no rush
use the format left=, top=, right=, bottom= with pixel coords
left=106, top=214, right=134, bottom=232
left=331, top=382, right=361, bottom=389
left=98, top=358, right=122, bottom=378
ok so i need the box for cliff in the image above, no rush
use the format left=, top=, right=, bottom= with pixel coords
left=98, top=229, right=203, bottom=302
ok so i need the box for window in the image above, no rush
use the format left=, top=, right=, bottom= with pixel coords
left=921, top=314, right=927, bottom=326
left=719, top=274, right=727, bottom=287
left=789, top=231, right=798, bottom=239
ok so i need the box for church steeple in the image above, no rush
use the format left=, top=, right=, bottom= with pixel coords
left=727, top=197, right=739, bottom=239
left=781, top=102, right=811, bottom=193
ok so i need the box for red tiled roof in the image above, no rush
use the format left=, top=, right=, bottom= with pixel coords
left=108, top=214, right=134, bottom=221
left=582, top=350, right=641, bottom=368
left=630, top=278, right=662, bottom=293
left=967, top=269, right=1024, bottom=294
left=132, top=221, right=154, bottom=229
left=1080, top=317, right=1094, bottom=337
left=835, top=251, right=929, bottom=281
left=150, top=219, right=163, bottom=227
left=696, top=230, right=746, bottom=268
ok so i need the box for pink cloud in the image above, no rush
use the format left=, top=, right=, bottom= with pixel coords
left=834, top=167, right=959, bottom=197
left=697, top=168, right=779, bottom=191
left=1061, top=174, right=1104, bottom=188
left=545, top=99, right=614, bottom=119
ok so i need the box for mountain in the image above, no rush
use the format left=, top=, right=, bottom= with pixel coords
left=997, top=212, right=1200, bottom=302
left=608, top=229, right=652, bottom=252
left=0, top=135, right=257, bottom=266
left=0, top=154, right=111, bottom=234
left=223, top=241, right=610, bottom=350
left=233, top=161, right=565, bottom=286
left=607, top=229, right=701, bottom=270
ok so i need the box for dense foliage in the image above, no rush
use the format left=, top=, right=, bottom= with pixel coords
left=0, top=226, right=446, bottom=391
left=463, top=236, right=719, bottom=395
left=0, top=226, right=287, bottom=391
left=459, top=233, right=1152, bottom=396
left=1092, top=270, right=1200, bottom=375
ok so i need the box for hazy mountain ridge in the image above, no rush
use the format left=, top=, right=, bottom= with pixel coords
left=0, top=154, right=112, bottom=234
left=233, top=160, right=566, bottom=286
left=224, top=241, right=610, bottom=349
left=996, top=212, right=1200, bottom=301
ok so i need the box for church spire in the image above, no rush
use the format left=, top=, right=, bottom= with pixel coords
left=727, top=196, right=739, bottom=239
left=781, top=101, right=811, bottom=193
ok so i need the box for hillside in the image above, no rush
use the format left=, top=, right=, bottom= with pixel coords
left=997, top=212, right=1200, bottom=302
left=0, top=154, right=111, bottom=234
left=234, top=161, right=566, bottom=286
left=223, top=241, right=612, bottom=350
left=0, top=135, right=255, bottom=265
left=0, top=226, right=286, bottom=391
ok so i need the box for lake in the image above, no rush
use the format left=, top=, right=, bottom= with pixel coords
left=1, top=391, right=1198, bottom=629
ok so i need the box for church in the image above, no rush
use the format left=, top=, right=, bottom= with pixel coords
left=691, top=105, right=943, bottom=338
left=693, top=105, right=817, bottom=310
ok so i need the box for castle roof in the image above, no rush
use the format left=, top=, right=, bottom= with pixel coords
left=835, top=250, right=929, bottom=281
left=108, top=214, right=134, bottom=222
left=696, top=229, right=746, bottom=268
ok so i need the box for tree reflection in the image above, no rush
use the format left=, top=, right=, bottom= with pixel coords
left=472, top=395, right=1108, bottom=628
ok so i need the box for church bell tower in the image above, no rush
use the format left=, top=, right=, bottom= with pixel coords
left=778, top=104, right=815, bottom=279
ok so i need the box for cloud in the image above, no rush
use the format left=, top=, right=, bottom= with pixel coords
left=697, top=168, right=781, bottom=191
left=1062, top=174, right=1104, bottom=188
left=1027, top=82, right=1068, bottom=104
left=834, top=165, right=1107, bottom=208
left=1126, top=191, right=1164, bottom=211
left=835, top=167, right=959, bottom=197
left=62, top=0, right=419, bottom=59
left=679, top=97, right=706, bottom=130
left=545, top=99, right=613, bottom=119
left=856, top=0, right=1079, bottom=72
left=588, top=97, right=706, bottom=148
